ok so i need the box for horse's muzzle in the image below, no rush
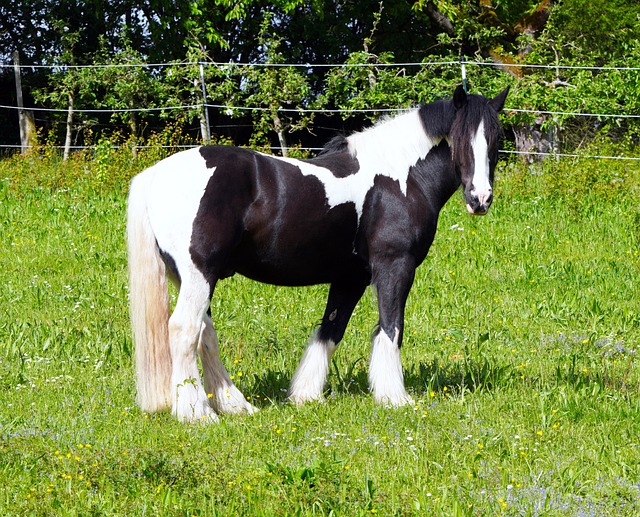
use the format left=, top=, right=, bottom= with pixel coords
left=466, top=192, right=493, bottom=216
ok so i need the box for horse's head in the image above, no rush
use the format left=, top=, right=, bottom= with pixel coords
left=449, top=85, right=509, bottom=216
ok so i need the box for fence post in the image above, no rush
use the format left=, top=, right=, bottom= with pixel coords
left=459, top=55, right=468, bottom=93
left=13, top=50, right=30, bottom=154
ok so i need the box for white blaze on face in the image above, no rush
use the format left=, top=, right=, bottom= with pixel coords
left=467, top=119, right=492, bottom=213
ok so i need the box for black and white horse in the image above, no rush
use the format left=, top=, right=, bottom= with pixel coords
left=127, top=85, right=509, bottom=422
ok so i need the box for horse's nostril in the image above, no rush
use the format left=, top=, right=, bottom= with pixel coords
left=478, top=192, right=493, bottom=206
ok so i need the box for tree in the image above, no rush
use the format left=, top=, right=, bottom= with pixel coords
left=237, top=15, right=314, bottom=155
left=89, top=36, right=174, bottom=154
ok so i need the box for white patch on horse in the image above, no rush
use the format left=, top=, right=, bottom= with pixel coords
left=368, top=329, right=414, bottom=406
left=277, top=109, right=439, bottom=219
left=146, top=147, right=214, bottom=271
left=469, top=120, right=492, bottom=206
left=289, top=330, right=337, bottom=404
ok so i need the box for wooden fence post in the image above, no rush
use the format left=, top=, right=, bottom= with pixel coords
left=13, top=50, right=35, bottom=154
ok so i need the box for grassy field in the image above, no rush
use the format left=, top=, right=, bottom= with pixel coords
left=1, top=149, right=639, bottom=516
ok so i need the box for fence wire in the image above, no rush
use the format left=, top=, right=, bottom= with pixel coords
left=3, top=59, right=639, bottom=159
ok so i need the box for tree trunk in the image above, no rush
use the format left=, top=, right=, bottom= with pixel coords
left=129, top=110, right=138, bottom=158
left=198, top=65, right=211, bottom=143
left=273, top=112, right=287, bottom=157
left=63, top=92, right=74, bottom=161
left=199, top=108, right=209, bottom=144
left=513, top=116, right=557, bottom=163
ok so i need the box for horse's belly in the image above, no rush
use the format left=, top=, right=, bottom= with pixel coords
left=233, top=245, right=362, bottom=286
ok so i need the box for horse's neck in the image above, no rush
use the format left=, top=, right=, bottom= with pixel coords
left=408, top=141, right=461, bottom=213
left=346, top=110, right=440, bottom=195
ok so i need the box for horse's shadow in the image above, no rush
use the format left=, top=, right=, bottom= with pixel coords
left=405, top=356, right=516, bottom=395
left=246, top=369, right=291, bottom=406
left=246, top=355, right=515, bottom=407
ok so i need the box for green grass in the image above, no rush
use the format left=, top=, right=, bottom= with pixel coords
left=1, top=151, right=640, bottom=516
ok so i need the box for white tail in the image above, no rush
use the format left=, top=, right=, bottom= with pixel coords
left=127, top=171, right=172, bottom=412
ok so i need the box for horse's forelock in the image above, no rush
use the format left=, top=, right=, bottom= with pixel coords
left=450, top=95, right=501, bottom=162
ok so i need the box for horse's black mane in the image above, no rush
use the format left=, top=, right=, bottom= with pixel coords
left=318, top=135, right=350, bottom=156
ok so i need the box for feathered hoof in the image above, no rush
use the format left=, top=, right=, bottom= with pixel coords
left=174, top=403, right=220, bottom=424
left=373, top=391, right=414, bottom=408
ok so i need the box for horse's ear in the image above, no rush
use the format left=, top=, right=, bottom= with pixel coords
left=490, top=86, right=510, bottom=112
left=453, top=84, right=467, bottom=109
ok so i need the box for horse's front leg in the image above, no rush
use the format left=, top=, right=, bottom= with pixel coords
left=369, top=257, right=415, bottom=406
left=289, top=280, right=367, bottom=404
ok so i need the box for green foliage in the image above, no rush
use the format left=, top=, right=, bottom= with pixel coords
left=502, top=0, right=640, bottom=134
left=236, top=15, right=315, bottom=153
left=322, top=51, right=415, bottom=120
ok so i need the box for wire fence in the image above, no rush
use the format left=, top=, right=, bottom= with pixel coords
left=3, top=59, right=640, bottom=71
left=3, top=58, right=639, bottom=160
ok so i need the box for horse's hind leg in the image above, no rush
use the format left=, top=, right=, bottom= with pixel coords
left=289, top=280, right=367, bottom=404
left=198, top=315, right=257, bottom=415
left=169, top=272, right=218, bottom=422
